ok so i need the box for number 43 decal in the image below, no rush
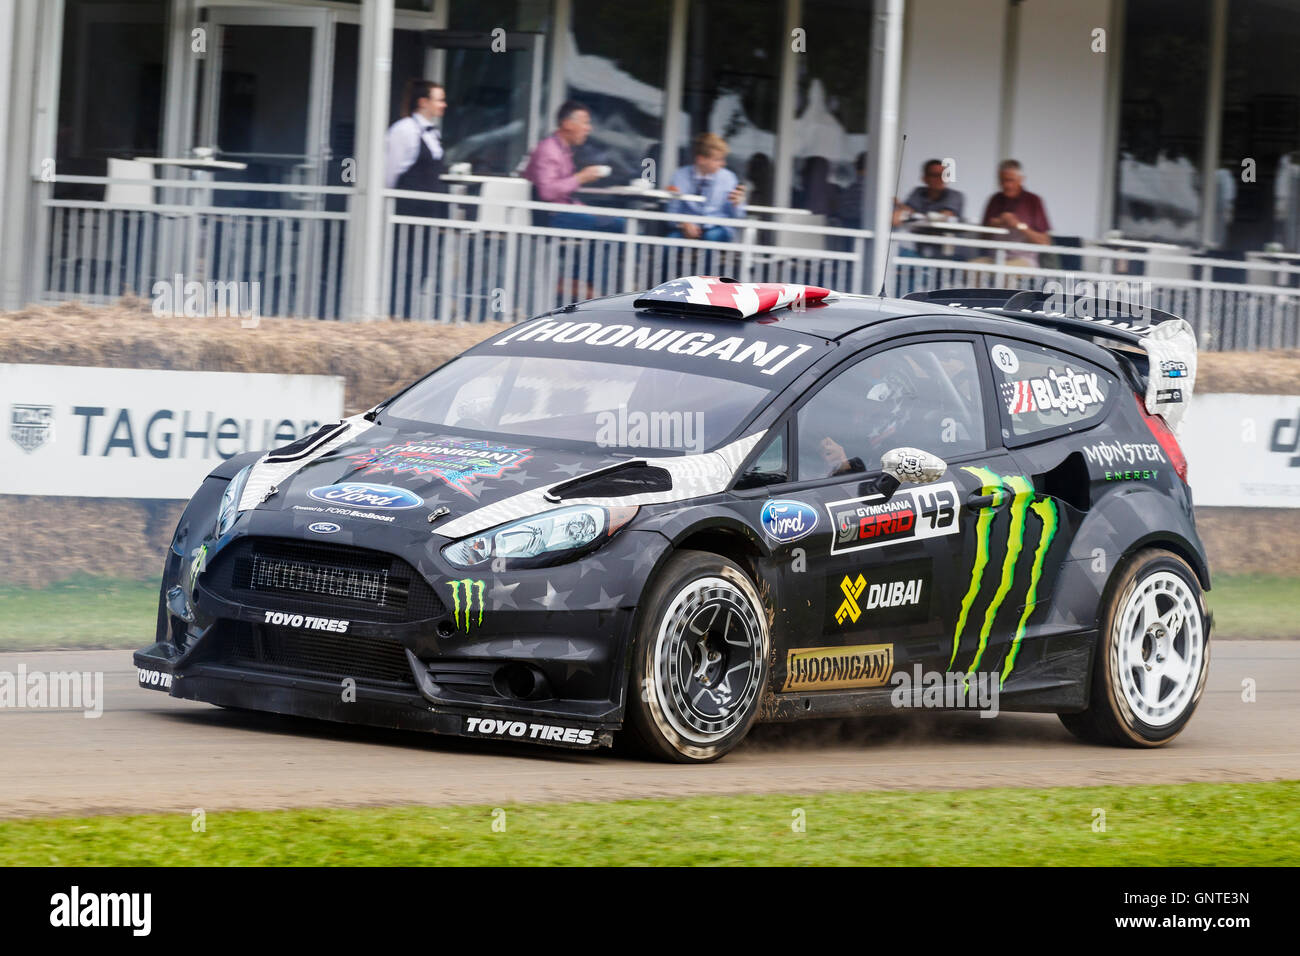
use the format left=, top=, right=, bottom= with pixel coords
left=915, top=488, right=957, bottom=530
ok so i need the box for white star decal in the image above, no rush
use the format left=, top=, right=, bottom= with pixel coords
left=534, top=581, right=573, bottom=610
left=550, top=461, right=588, bottom=477
left=489, top=580, right=520, bottom=610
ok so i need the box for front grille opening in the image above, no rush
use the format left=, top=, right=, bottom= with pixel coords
left=205, top=537, right=446, bottom=623
left=222, top=620, right=416, bottom=687
left=248, top=552, right=392, bottom=606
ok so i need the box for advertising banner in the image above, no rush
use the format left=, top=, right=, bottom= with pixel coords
left=1, top=364, right=343, bottom=499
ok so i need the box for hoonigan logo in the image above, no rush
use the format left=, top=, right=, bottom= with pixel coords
left=347, top=438, right=532, bottom=498
left=949, top=466, right=1058, bottom=686
left=782, top=643, right=895, bottom=692
left=448, top=578, right=486, bottom=632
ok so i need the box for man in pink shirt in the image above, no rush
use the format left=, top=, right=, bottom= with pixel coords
left=523, top=100, right=622, bottom=233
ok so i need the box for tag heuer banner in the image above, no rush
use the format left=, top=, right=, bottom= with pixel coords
left=1, top=364, right=343, bottom=499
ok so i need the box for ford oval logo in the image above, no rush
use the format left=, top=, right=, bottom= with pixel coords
left=760, top=499, right=818, bottom=543
left=308, top=482, right=423, bottom=511
left=308, top=521, right=341, bottom=535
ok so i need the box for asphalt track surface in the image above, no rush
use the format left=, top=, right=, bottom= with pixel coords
left=1, top=642, right=1296, bottom=818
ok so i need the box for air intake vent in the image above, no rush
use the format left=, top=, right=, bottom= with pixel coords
left=206, top=537, right=446, bottom=623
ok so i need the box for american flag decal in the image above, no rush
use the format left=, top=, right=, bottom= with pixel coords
left=632, top=276, right=831, bottom=318
left=1001, top=380, right=1036, bottom=414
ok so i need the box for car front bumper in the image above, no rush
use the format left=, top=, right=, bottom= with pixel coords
left=134, top=639, right=616, bottom=749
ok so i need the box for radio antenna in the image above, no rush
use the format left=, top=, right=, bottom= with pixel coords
left=877, top=133, right=908, bottom=298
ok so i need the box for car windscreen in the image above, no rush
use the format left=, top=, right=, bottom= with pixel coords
left=382, top=354, right=771, bottom=453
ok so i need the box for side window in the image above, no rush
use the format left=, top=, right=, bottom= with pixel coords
left=736, top=430, right=788, bottom=488
left=988, top=338, right=1117, bottom=440
left=796, top=340, right=987, bottom=481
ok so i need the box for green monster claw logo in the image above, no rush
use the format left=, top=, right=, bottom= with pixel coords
left=448, top=578, right=486, bottom=632
left=950, top=467, right=1058, bottom=686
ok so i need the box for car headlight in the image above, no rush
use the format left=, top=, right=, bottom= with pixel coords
left=215, top=465, right=253, bottom=537
left=441, top=504, right=638, bottom=569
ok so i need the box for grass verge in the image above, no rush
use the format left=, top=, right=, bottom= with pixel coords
left=0, top=576, right=158, bottom=651
left=1206, top=574, right=1300, bottom=638
left=1, top=781, right=1297, bottom=866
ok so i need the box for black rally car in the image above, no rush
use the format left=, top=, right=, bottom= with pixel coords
left=136, top=277, right=1209, bottom=762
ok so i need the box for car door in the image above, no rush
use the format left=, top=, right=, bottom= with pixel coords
left=976, top=335, right=1124, bottom=682
left=739, top=334, right=1018, bottom=697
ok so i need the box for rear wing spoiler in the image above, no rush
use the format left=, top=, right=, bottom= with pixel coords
left=903, top=288, right=1198, bottom=433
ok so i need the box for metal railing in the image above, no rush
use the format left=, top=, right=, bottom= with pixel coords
left=34, top=175, right=1300, bottom=350
left=43, top=176, right=352, bottom=319
left=382, top=187, right=870, bottom=321
left=886, top=232, right=1300, bottom=350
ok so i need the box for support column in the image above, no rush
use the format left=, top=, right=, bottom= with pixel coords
left=659, top=0, right=687, bottom=186
left=1, top=0, right=62, bottom=311
left=1198, top=0, right=1228, bottom=249
left=864, top=0, right=904, bottom=295
left=772, top=0, right=800, bottom=208
left=346, top=0, right=395, bottom=320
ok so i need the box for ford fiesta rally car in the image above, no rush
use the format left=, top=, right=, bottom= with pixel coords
left=136, top=277, right=1210, bottom=762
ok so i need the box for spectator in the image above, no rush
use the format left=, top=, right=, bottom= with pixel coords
left=893, top=158, right=964, bottom=225
left=745, top=152, right=773, bottom=208
left=980, top=159, right=1052, bottom=265
left=522, top=100, right=620, bottom=232
left=794, top=155, right=840, bottom=216
left=835, top=152, right=868, bottom=230
left=667, top=133, right=747, bottom=241
left=385, top=80, right=447, bottom=217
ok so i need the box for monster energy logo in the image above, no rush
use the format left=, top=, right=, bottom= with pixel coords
left=448, top=578, right=486, bottom=631
left=949, top=467, right=1058, bottom=686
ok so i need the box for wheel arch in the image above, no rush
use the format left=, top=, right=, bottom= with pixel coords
left=1121, top=532, right=1212, bottom=592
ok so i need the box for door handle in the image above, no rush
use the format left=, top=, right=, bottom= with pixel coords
left=965, top=488, right=1008, bottom=510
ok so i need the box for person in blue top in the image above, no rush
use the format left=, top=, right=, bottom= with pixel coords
left=667, top=133, right=747, bottom=241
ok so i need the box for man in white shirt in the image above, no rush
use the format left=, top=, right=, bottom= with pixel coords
left=386, top=80, right=447, bottom=314
left=386, top=80, right=447, bottom=216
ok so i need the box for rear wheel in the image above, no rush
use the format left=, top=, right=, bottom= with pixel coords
left=625, top=550, right=769, bottom=763
left=1060, top=548, right=1209, bottom=746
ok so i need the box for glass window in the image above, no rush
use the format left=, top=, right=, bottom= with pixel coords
left=441, top=1, right=552, bottom=174
left=683, top=0, right=784, bottom=206
left=736, top=430, right=788, bottom=488
left=385, top=354, right=768, bottom=452
left=565, top=0, right=671, bottom=185
left=55, top=0, right=167, bottom=201
left=987, top=339, right=1116, bottom=440
left=1113, top=0, right=1210, bottom=243
left=1218, top=0, right=1300, bottom=251
left=792, top=0, right=871, bottom=223
left=796, top=341, right=986, bottom=481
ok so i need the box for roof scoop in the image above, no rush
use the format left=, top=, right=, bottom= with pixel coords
left=634, top=276, right=831, bottom=319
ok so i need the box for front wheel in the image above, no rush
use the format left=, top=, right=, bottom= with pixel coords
left=625, top=551, right=770, bottom=763
left=1060, top=548, right=1210, bottom=747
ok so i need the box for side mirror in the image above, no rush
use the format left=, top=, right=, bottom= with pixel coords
left=874, top=447, right=948, bottom=499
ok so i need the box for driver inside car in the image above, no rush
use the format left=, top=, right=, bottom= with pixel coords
left=816, top=376, right=913, bottom=477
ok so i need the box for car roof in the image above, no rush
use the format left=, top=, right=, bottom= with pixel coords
left=564, top=290, right=974, bottom=342
left=479, top=284, right=1124, bottom=391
